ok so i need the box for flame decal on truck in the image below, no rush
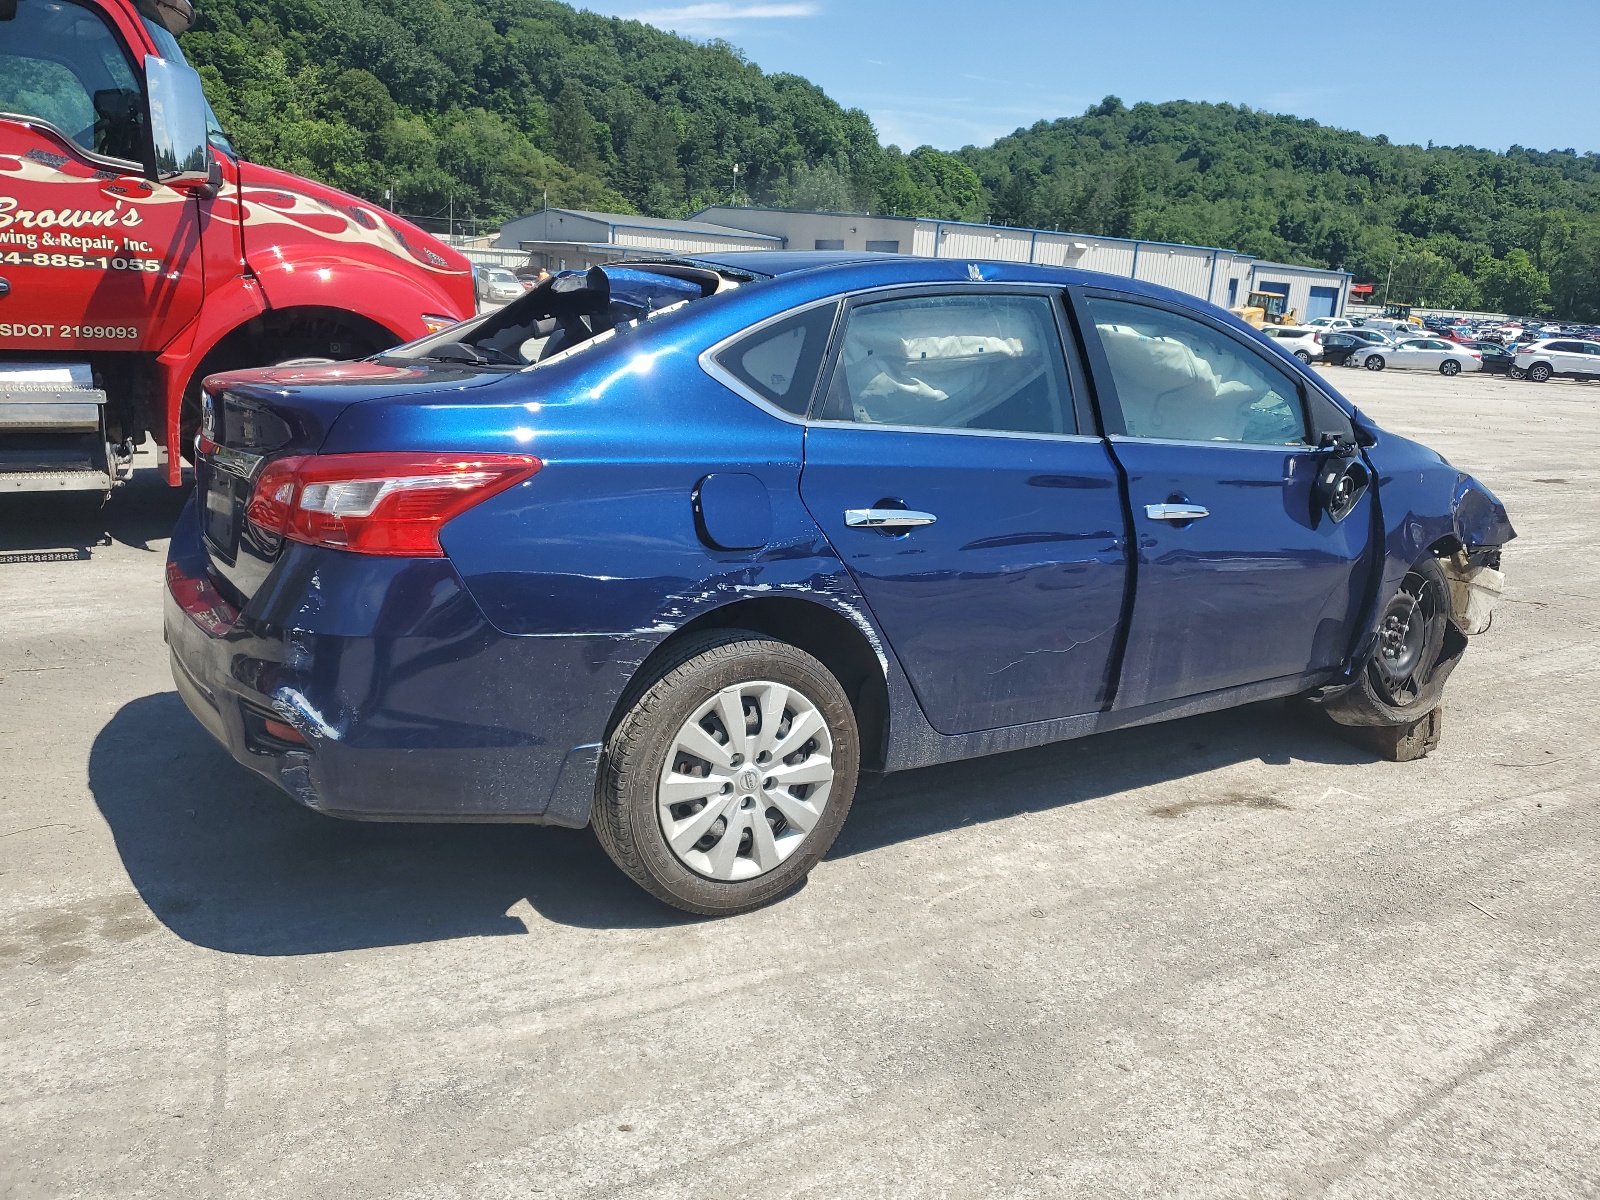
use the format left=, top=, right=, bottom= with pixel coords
left=0, top=152, right=464, bottom=276
left=226, top=185, right=461, bottom=274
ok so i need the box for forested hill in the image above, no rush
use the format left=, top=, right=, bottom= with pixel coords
left=179, top=0, right=984, bottom=227
left=961, top=97, right=1600, bottom=318
left=180, top=2, right=1599, bottom=318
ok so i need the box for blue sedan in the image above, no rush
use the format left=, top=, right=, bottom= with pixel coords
left=166, top=254, right=1514, bottom=915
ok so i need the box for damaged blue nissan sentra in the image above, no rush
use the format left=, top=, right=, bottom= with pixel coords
left=166, top=253, right=1514, bottom=915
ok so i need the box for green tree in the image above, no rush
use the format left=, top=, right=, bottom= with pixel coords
left=1475, top=248, right=1550, bottom=315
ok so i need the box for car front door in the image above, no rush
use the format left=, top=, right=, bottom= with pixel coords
left=799, top=287, right=1129, bottom=735
left=1073, top=289, right=1374, bottom=710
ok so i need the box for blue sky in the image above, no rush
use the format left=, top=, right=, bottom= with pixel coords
left=577, top=1, right=1598, bottom=155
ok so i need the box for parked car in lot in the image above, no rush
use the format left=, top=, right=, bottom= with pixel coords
left=1513, top=338, right=1600, bottom=382
left=1351, top=338, right=1484, bottom=375
left=1305, top=317, right=1354, bottom=332
left=1259, top=325, right=1323, bottom=363
left=1460, top=341, right=1518, bottom=375
left=1344, top=328, right=1399, bottom=348
left=167, top=254, right=1514, bottom=914
left=1318, top=331, right=1372, bottom=367
left=475, top=266, right=526, bottom=305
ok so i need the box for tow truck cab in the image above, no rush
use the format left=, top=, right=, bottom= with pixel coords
left=0, top=0, right=475, bottom=494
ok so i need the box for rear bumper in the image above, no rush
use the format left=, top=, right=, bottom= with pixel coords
left=164, top=498, right=645, bottom=825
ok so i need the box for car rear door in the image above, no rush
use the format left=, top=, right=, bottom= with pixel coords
left=798, top=286, right=1129, bottom=736
left=1071, top=287, right=1374, bottom=710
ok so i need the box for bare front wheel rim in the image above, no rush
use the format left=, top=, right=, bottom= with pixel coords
left=656, top=680, right=835, bottom=882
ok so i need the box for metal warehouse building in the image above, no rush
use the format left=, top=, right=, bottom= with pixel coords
left=492, top=207, right=781, bottom=272
left=693, top=206, right=1352, bottom=319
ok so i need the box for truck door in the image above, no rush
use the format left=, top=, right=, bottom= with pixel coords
left=0, top=0, right=204, bottom=354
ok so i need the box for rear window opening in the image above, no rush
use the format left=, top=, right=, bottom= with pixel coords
left=382, top=263, right=727, bottom=370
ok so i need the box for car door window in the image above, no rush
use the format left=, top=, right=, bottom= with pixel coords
left=1084, top=296, right=1309, bottom=445
left=0, top=0, right=144, bottom=161
left=818, top=292, right=1073, bottom=435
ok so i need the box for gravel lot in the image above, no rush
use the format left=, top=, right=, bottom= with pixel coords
left=2, top=367, right=1596, bottom=1198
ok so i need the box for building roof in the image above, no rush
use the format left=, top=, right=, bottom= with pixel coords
left=508, top=207, right=782, bottom=241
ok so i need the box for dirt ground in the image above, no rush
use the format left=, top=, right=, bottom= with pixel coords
left=1, top=365, right=1596, bottom=1198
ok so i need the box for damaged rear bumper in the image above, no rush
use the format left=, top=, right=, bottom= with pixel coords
left=163, top=497, right=640, bottom=826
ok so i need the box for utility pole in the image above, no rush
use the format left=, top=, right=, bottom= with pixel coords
left=449, top=194, right=454, bottom=241
left=1382, top=256, right=1395, bottom=307
left=731, top=164, right=741, bottom=206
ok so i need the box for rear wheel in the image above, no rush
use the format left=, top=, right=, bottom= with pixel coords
left=1295, top=350, right=1313, bottom=364
left=1440, top=359, right=1461, bottom=376
left=1528, top=363, right=1552, bottom=382
left=1364, top=354, right=1386, bottom=371
left=593, top=630, right=859, bottom=916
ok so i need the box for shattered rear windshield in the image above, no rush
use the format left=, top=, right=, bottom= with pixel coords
left=382, top=264, right=716, bottom=370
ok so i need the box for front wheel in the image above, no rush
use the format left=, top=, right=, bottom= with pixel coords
left=1364, top=355, right=1386, bottom=371
left=1508, top=366, right=1526, bottom=380
left=1320, top=555, right=1462, bottom=730
left=593, top=631, right=860, bottom=916
left=1440, top=359, right=1461, bottom=376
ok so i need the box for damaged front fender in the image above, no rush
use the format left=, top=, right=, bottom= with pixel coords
left=1451, top=473, right=1516, bottom=551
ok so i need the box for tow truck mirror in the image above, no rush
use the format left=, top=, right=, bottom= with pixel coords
left=144, top=55, right=215, bottom=193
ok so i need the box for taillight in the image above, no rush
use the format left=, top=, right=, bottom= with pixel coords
left=246, top=452, right=541, bottom=556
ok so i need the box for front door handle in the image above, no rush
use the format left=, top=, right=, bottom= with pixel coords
left=845, top=507, right=937, bottom=530
left=1145, top=503, right=1210, bottom=522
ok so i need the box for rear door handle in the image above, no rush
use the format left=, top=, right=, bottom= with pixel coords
left=1145, top=503, right=1210, bottom=522
left=845, top=508, right=937, bottom=529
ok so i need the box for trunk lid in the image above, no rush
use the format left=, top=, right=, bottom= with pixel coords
left=195, top=360, right=508, bottom=604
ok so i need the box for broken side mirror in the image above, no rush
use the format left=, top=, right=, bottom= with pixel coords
left=144, top=55, right=216, bottom=195
left=1313, top=435, right=1370, bottom=524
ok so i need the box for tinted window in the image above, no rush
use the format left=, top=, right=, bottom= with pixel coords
left=1550, top=341, right=1583, bottom=353
left=814, top=239, right=844, bottom=251
left=0, top=0, right=143, bottom=160
left=864, top=240, right=900, bottom=253
left=820, top=292, right=1074, bottom=435
left=1086, top=296, right=1308, bottom=445
left=713, top=302, right=838, bottom=416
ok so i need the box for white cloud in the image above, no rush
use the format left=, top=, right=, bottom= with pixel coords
left=621, top=2, right=819, bottom=22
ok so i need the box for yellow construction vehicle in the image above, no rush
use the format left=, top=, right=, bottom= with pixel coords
left=1230, top=290, right=1298, bottom=328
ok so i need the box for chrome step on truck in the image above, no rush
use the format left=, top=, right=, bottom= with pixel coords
left=0, top=363, right=124, bottom=495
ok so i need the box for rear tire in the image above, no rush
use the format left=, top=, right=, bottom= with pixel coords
left=1295, top=350, right=1313, bottom=364
left=593, top=630, right=860, bottom=916
left=1364, top=355, right=1386, bottom=371
left=1528, top=363, right=1552, bottom=382
left=1440, top=359, right=1461, bottom=376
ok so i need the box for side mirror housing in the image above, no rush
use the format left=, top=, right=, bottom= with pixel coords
left=144, top=55, right=215, bottom=194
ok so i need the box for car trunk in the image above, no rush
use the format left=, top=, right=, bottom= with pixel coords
left=195, top=361, right=509, bottom=606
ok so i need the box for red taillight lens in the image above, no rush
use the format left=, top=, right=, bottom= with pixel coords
left=246, top=452, right=541, bottom=556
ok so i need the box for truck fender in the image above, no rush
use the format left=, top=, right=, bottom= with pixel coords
left=249, top=256, right=462, bottom=344
left=156, top=275, right=270, bottom=483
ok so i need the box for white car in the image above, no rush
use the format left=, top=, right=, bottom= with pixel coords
left=1305, top=316, right=1354, bottom=331
left=1358, top=317, right=1427, bottom=337
left=1513, top=338, right=1600, bottom=382
left=1258, top=325, right=1322, bottom=363
left=475, top=265, right=524, bottom=305
left=1351, top=338, right=1483, bottom=375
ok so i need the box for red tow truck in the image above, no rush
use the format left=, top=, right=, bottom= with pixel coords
left=0, top=0, right=475, bottom=493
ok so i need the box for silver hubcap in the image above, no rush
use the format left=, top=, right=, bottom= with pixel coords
left=657, top=680, right=834, bottom=881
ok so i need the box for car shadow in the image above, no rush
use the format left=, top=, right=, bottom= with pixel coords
left=832, top=702, right=1371, bottom=859
left=0, top=461, right=189, bottom=560
left=91, top=688, right=1375, bottom=955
